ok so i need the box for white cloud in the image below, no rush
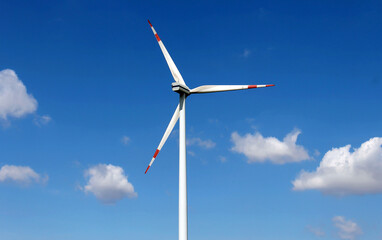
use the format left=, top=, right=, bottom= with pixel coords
left=333, top=216, right=362, bottom=240
left=231, top=129, right=310, bottom=164
left=306, top=225, right=325, bottom=237
left=0, top=165, right=47, bottom=185
left=293, top=137, right=382, bottom=195
left=0, top=69, right=37, bottom=119
left=83, top=164, right=137, bottom=204
left=121, top=136, right=130, bottom=145
left=187, top=137, right=216, bottom=149
left=34, top=114, right=52, bottom=126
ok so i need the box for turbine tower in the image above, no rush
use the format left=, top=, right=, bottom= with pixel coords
left=145, top=20, right=275, bottom=240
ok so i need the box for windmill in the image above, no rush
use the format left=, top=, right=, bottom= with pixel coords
left=145, top=20, right=275, bottom=240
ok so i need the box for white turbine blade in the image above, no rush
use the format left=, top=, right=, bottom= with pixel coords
left=148, top=20, right=186, bottom=86
left=190, top=84, right=275, bottom=94
left=145, top=104, right=180, bottom=174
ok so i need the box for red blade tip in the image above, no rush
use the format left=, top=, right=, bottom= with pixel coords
left=266, top=84, right=275, bottom=87
left=145, top=165, right=150, bottom=174
left=148, top=20, right=153, bottom=27
left=153, top=149, right=160, bottom=158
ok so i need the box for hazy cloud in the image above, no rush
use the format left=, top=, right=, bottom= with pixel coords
left=306, top=225, right=325, bottom=237
left=256, top=7, right=270, bottom=20
left=333, top=216, right=362, bottom=240
left=83, top=164, right=137, bottom=204
left=240, top=49, right=251, bottom=58
left=187, top=137, right=216, bottom=149
left=314, top=149, right=321, bottom=156
left=121, top=136, right=130, bottom=145
left=34, top=114, right=52, bottom=126
left=0, top=165, right=47, bottom=185
left=0, top=69, right=37, bottom=120
left=219, top=156, right=227, bottom=163
left=231, top=129, right=310, bottom=164
left=187, top=150, right=196, bottom=156
left=293, top=137, right=382, bottom=195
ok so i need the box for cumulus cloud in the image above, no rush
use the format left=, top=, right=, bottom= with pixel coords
left=0, top=69, right=37, bottom=119
left=293, top=137, right=382, bottom=195
left=83, top=164, right=137, bottom=204
left=333, top=216, right=362, bottom=240
left=187, top=137, right=216, bottom=149
left=0, top=165, right=47, bottom=185
left=231, top=129, right=310, bottom=164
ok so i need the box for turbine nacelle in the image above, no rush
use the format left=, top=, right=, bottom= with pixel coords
left=172, top=82, right=191, bottom=95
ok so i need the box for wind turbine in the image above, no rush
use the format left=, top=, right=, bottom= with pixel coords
left=145, top=20, right=275, bottom=240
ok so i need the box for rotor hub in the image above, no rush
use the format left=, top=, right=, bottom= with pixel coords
left=172, top=82, right=190, bottom=95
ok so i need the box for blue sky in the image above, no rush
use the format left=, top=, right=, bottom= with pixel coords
left=0, top=1, right=381, bottom=239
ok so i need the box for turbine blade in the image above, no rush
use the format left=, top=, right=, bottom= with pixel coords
left=190, top=84, right=275, bottom=94
left=148, top=20, right=186, bottom=85
left=145, top=104, right=180, bottom=174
